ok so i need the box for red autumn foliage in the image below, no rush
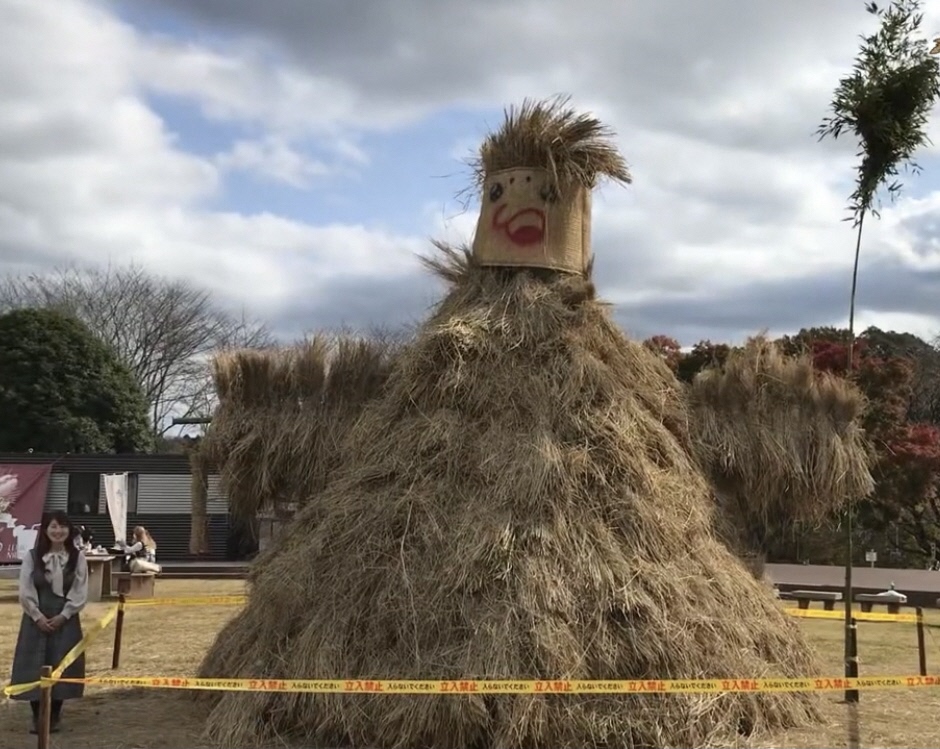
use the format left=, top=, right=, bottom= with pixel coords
left=894, top=423, right=940, bottom=462
left=808, top=338, right=867, bottom=375
left=642, top=335, right=682, bottom=372
left=654, top=324, right=940, bottom=560
left=796, top=331, right=940, bottom=556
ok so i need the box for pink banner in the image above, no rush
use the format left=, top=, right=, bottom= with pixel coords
left=0, top=464, right=51, bottom=563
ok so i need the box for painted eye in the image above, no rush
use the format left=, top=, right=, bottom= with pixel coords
left=539, top=184, right=558, bottom=203
left=489, top=182, right=503, bottom=202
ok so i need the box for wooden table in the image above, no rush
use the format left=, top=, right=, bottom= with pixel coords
left=84, top=555, right=116, bottom=603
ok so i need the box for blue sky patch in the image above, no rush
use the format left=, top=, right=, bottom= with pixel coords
left=146, top=84, right=501, bottom=233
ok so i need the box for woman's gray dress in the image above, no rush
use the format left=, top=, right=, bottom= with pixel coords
left=9, top=549, right=88, bottom=702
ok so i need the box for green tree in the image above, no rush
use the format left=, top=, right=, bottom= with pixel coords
left=0, top=308, right=153, bottom=453
left=675, top=340, right=733, bottom=383
left=0, top=263, right=271, bottom=436
left=819, top=0, right=940, bottom=272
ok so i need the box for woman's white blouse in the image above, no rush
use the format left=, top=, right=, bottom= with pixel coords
left=18, top=549, right=89, bottom=622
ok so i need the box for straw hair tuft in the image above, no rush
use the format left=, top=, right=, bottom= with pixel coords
left=471, top=95, right=632, bottom=192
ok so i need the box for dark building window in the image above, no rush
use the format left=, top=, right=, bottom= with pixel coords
left=127, top=473, right=139, bottom=514
left=67, top=472, right=140, bottom=515
left=67, top=473, right=100, bottom=515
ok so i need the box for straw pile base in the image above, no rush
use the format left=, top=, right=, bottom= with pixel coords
left=199, top=250, right=821, bottom=749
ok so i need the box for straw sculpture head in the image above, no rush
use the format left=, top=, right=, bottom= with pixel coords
left=689, top=336, right=874, bottom=563
left=198, top=99, right=821, bottom=749
left=470, top=96, right=631, bottom=274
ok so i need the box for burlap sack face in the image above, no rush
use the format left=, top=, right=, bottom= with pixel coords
left=471, top=167, right=591, bottom=273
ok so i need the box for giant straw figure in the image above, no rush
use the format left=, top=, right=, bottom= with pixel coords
left=199, top=98, right=827, bottom=749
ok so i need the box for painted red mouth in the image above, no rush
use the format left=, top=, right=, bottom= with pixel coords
left=492, top=206, right=546, bottom=247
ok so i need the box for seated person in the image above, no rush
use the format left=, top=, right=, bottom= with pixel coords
left=116, top=526, right=161, bottom=574
left=73, top=526, right=93, bottom=552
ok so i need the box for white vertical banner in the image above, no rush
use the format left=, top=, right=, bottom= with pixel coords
left=103, top=472, right=128, bottom=547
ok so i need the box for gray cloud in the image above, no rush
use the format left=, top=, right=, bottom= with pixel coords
left=125, top=0, right=863, bottom=151
left=261, top=241, right=940, bottom=347
left=267, top=267, right=445, bottom=340
left=617, top=257, right=940, bottom=342
left=0, top=234, right=66, bottom=271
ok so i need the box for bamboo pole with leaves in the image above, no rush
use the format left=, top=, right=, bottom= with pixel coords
left=817, top=0, right=940, bottom=696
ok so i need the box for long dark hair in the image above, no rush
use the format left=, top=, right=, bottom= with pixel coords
left=35, top=511, right=80, bottom=574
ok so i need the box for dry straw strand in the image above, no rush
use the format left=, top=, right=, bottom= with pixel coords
left=471, top=95, right=632, bottom=193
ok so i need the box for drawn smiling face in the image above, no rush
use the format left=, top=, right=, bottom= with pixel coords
left=472, top=166, right=591, bottom=273
left=486, top=172, right=558, bottom=247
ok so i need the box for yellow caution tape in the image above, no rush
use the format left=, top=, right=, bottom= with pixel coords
left=2, top=679, right=40, bottom=698
left=48, top=674, right=940, bottom=694
left=122, top=595, right=247, bottom=608
left=785, top=608, right=922, bottom=624
left=51, top=604, right=119, bottom=679
left=2, top=604, right=118, bottom=698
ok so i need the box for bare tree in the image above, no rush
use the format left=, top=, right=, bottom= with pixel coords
left=0, top=263, right=272, bottom=435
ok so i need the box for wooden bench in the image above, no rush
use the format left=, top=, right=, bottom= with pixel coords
left=779, top=590, right=843, bottom=611
left=856, top=592, right=906, bottom=615
left=112, top=572, right=156, bottom=599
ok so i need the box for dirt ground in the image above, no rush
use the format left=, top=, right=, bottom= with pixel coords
left=1, top=578, right=939, bottom=749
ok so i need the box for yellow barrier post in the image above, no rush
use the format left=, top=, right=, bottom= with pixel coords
left=112, top=595, right=126, bottom=670
left=37, top=665, right=52, bottom=749
left=916, top=607, right=927, bottom=676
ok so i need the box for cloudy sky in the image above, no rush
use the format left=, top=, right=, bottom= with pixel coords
left=3, top=0, right=940, bottom=346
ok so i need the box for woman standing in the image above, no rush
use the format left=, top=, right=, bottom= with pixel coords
left=9, top=511, right=88, bottom=734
